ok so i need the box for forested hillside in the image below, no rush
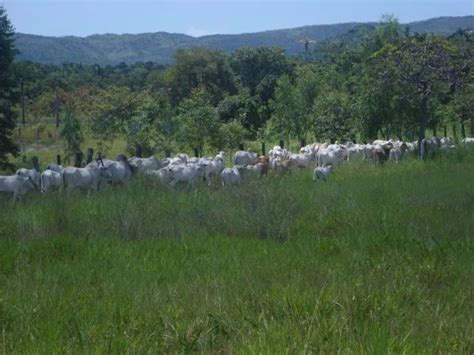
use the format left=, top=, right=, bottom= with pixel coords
left=15, top=16, right=473, bottom=65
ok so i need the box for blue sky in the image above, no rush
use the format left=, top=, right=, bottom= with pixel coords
left=2, top=0, right=473, bottom=37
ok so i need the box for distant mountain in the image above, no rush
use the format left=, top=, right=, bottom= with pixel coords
left=14, top=16, right=474, bottom=66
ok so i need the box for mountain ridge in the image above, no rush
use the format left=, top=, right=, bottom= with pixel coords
left=14, top=16, right=474, bottom=65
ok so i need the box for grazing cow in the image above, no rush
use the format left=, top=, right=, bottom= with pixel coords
left=462, top=137, right=474, bottom=146
left=389, top=142, right=408, bottom=161
left=373, top=142, right=393, bottom=163
left=128, top=156, right=164, bottom=172
left=145, top=168, right=173, bottom=185
left=221, top=167, right=241, bottom=186
left=90, top=155, right=132, bottom=184
left=40, top=170, right=63, bottom=193
left=233, top=151, right=257, bottom=166
left=47, top=164, right=64, bottom=173
left=273, top=159, right=293, bottom=175
left=317, top=148, right=339, bottom=167
left=314, top=166, right=333, bottom=182
left=167, top=164, right=205, bottom=187
left=255, top=156, right=270, bottom=176
left=63, top=165, right=112, bottom=193
left=420, top=138, right=438, bottom=159
left=347, top=145, right=367, bottom=162
left=16, top=168, right=41, bottom=191
left=202, top=156, right=225, bottom=186
left=0, top=175, right=37, bottom=201
left=289, top=153, right=312, bottom=169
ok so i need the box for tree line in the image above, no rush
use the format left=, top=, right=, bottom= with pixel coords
left=1, top=7, right=472, bottom=169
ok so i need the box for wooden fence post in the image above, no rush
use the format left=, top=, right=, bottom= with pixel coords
left=74, top=151, right=83, bottom=168
left=31, top=156, right=40, bottom=171
left=135, top=144, right=143, bottom=158
left=86, top=148, right=94, bottom=165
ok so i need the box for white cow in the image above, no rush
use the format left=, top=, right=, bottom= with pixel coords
left=202, top=157, right=225, bottom=186
left=317, top=148, right=339, bottom=167
left=128, top=156, right=163, bottom=172
left=221, top=167, right=241, bottom=186
left=233, top=151, right=257, bottom=166
left=63, top=165, right=112, bottom=193
left=289, top=153, right=312, bottom=169
left=40, top=170, right=63, bottom=193
left=462, top=137, right=474, bottom=146
left=313, top=166, right=333, bottom=182
left=389, top=142, right=408, bottom=161
left=47, top=164, right=64, bottom=173
left=89, top=155, right=132, bottom=184
left=144, top=168, right=173, bottom=185
left=167, top=164, right=205, bottom=187
left=0, top=175, right=37, bottom=201
left=347, top=145, right=366, bottom=162
left=15, top=168, right=41, bottom=191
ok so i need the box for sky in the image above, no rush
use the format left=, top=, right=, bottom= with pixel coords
left=2, top=0, right=473, bottom=37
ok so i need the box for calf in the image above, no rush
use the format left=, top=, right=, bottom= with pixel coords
left=313, top=166, right=333, bottom=182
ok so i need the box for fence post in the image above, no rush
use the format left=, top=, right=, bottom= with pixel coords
left=135, top=144, right=143, bottom=158
left=31, top=156, right=40, bottom=171
left=261, top=141, right=266, bottom=156
left=86, top=148, right=94, bottom=165
left=56, top=154, right=61, bottom=166
left=74, top=151, right=83, bottom=168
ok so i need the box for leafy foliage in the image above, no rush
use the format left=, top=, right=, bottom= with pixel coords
left=0, top=6, right=18, bottom=170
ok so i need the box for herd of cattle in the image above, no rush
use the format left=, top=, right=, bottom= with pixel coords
left=1, top=137, right=473, bottom=201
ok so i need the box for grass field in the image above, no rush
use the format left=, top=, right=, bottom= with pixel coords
left=0, top=150, right=473, bottom=352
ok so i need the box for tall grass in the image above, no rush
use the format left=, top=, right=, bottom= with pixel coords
left=0, top=150, right=473, bottom=352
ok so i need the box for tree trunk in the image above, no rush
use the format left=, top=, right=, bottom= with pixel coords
left=417, top=95, right=428, bottom=159
left=56, top=154, right=61, bottom=166
left=433, top=125, right=437, bottom=138
left=279, top=139, right=284, bottom=149
left=443, top=125, right=447, bottom=138
left=300, top=138, right=306, bottom=148
left=194, top=148, right=199, bottom=158
left=239, top=143, right=244, bottom=151
left=261, top=141, right=266, bottom=156
left=452, top=125, right=457, bottom=143
left=461, top=123, right=466, bottom=139
left=20, top=78, right=26, bottom=127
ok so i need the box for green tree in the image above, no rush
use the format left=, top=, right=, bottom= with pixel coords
left=312, top=90, right=355, bottom=143
left=369, top=34, right=466, bottom=151
left=163, top=48, right=236, bottom=107
left=176, top=87, right=219, bottom=156
left=0, top=6, right=18, bottom=169
left=60, top=107, right=83, bottom=157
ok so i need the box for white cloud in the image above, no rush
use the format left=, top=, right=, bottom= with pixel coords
left=186, top=26, right=211, bottom=37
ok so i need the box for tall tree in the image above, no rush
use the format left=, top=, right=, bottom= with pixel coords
left=176, top=87, right=219, bottom=157
left=369, top=34, right=466, bottom=152
left=0, top=6, right=18, bottom=170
